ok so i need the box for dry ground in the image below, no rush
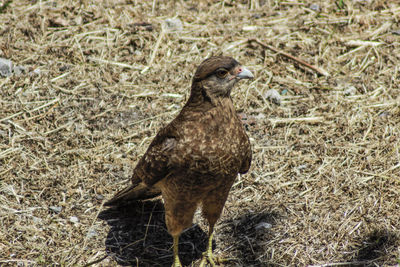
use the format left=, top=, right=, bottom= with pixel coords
left=1, top=0, right=400, bottom=266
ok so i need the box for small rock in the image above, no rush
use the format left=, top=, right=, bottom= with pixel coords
left=344, top=85, right=357, bottom=96
left=0, top=57, right=13, bottom=77
left=255, top=222, right=272, bottom=230
left=264, top=89, right=281, bottom=105
left=31, top=68, right=41, bottom=76
left=70, top=216, right=79, bottom=223
left=32, top=216, right=42, bottom=223
left=239, top=113, right=257, bottom=126
left=87, top=228, right=98, bottom=238
left=379, top=111, right=390, bottom=118
left=49, top=206, right=62, bottom=213
left=164, top=18, right=183, bottom=32
left=297, top=164, right=308, bottom=170
left=309, top=3, right=321, bottom=12
left=96, top=194, right=104, bottom=200
left=120, top=73, right=129, bottom=82
left=59, top=65, right=68, bottom=72
left=50, top=17, right=69, bottom=27
left=13, top=65, right=26, bottom=76
left=74, top=16, right=83, bottom=25
left=256, top=113, right=266, bottom=120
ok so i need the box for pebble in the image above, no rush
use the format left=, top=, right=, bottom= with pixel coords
left=379, top=111, right=390, bottom=118
left=70, top=216, right=79, bottom=223
left=255, top=222, right=272, bottom=230
left=0, top=57, right=13, bottom=77
left=297, top=164, right=308, bottom=170
left=32, top=68, right=41, bottom=75
left=256, top=113, right=266, bottom=120
left=344, top=85, right=357, bottom=96
left=87, top=228, right=98, bottom=238
left=309, top=4, right=321, bottom=12
left=49, top=206, right=62, bottom=213
left=164, top=18, right=183, bottom=32
left=13, top=65, right=26, bottom=75
left=0, top=57, right=31, bottom=77
left=264, top=89, right=282, bottom=105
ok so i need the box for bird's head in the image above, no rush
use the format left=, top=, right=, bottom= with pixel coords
left=190, top=56, right=254, bottom=102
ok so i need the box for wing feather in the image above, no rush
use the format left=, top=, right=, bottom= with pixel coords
left=133, top=124, right=178, bottom=186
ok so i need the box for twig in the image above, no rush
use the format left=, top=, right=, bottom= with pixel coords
left=88, top=57, right=143, bottom=70
left=83, top=254, right=109, bottom=267
left=269, top=117, right=325, bottom=125
left=308, top=261, right=370, bottom=267
left=248, top=38, right=330, bottom=77
left=141, top=28, right=165, bottom=74
left=0, top=98, right=60, bottom=123
left=0, top=259, right=35, bottom=264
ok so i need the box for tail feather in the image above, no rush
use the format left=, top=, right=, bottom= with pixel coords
left=105, top=182, right=161, bottom=206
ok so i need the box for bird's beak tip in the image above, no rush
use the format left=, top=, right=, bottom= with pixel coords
left=237, top=66, right=254, bottom=79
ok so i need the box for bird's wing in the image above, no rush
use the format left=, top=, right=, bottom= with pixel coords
left=105, top=124, right=178, bottom=206
left=133, top=124, right=179, bottom=186
left=239, top=142, right=252, bottom=174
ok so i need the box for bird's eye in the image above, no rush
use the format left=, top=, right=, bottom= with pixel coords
left=216, top=69, right=228, bottom=78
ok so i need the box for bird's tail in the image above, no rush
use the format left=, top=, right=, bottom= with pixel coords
left=104, top=181, right=161, bottom=206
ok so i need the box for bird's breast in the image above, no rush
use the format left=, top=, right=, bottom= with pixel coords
left=171, top=104, right=249, bottom=177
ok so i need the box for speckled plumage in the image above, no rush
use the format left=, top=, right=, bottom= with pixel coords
left=106, top=56, right=253, bottom=266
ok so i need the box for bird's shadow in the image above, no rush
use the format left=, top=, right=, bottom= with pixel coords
left=220, top=209, right=280, bottom=266
left=98, top=199, right=207, bottom=267
left=351, top=228, right=399, bottom=266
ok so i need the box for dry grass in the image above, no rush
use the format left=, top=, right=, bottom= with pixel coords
left=1, top=0, right=400, bottom=266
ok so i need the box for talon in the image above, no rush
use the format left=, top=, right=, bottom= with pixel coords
left=199, top=252, right=218, bottom=267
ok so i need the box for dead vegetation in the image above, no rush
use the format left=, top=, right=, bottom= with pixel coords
left=0, top=0, right=399, bottom=266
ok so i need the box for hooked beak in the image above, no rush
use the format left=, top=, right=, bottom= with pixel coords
left=236, top=66, right=254, bottom=79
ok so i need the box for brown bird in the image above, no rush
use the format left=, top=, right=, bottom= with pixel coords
left=105, top=56, right=253, bottom=267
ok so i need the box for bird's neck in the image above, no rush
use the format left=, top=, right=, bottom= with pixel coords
left=186, top=83, right=231, bottom=110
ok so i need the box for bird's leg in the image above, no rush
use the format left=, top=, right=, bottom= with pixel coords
left=199, top=224, right=218, bottom=267
left=172, top=234, right=182, bottom=267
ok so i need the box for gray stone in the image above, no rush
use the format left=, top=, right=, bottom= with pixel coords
left=13, top=65, right=26, bottom=76
left=70, top=216, right=79, bottom=223
left=309, top=3, right=321, bottom=12
left=0, top=57, right=13, bottom=77
left=49, top=206, right=62, bottom=213
left=86, top=228, right=98, bottom=238
left=164, top=18, right=183, bottom=32
left=264, top=89, right=282, bottom=105
left=344, top=85, right=357, bottom=96
left=32, top=68, right=41, bottom=75
left=255, top=222, right=272, bottom=230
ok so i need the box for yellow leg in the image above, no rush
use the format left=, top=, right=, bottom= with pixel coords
left=172, top=235, right=182, bottom=267
left=199, top=229, right=217, bottom=267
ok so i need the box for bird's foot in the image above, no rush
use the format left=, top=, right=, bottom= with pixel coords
left=199, top=251, right=220, bottom=267
left=171, top=257, right=183, bottom=267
